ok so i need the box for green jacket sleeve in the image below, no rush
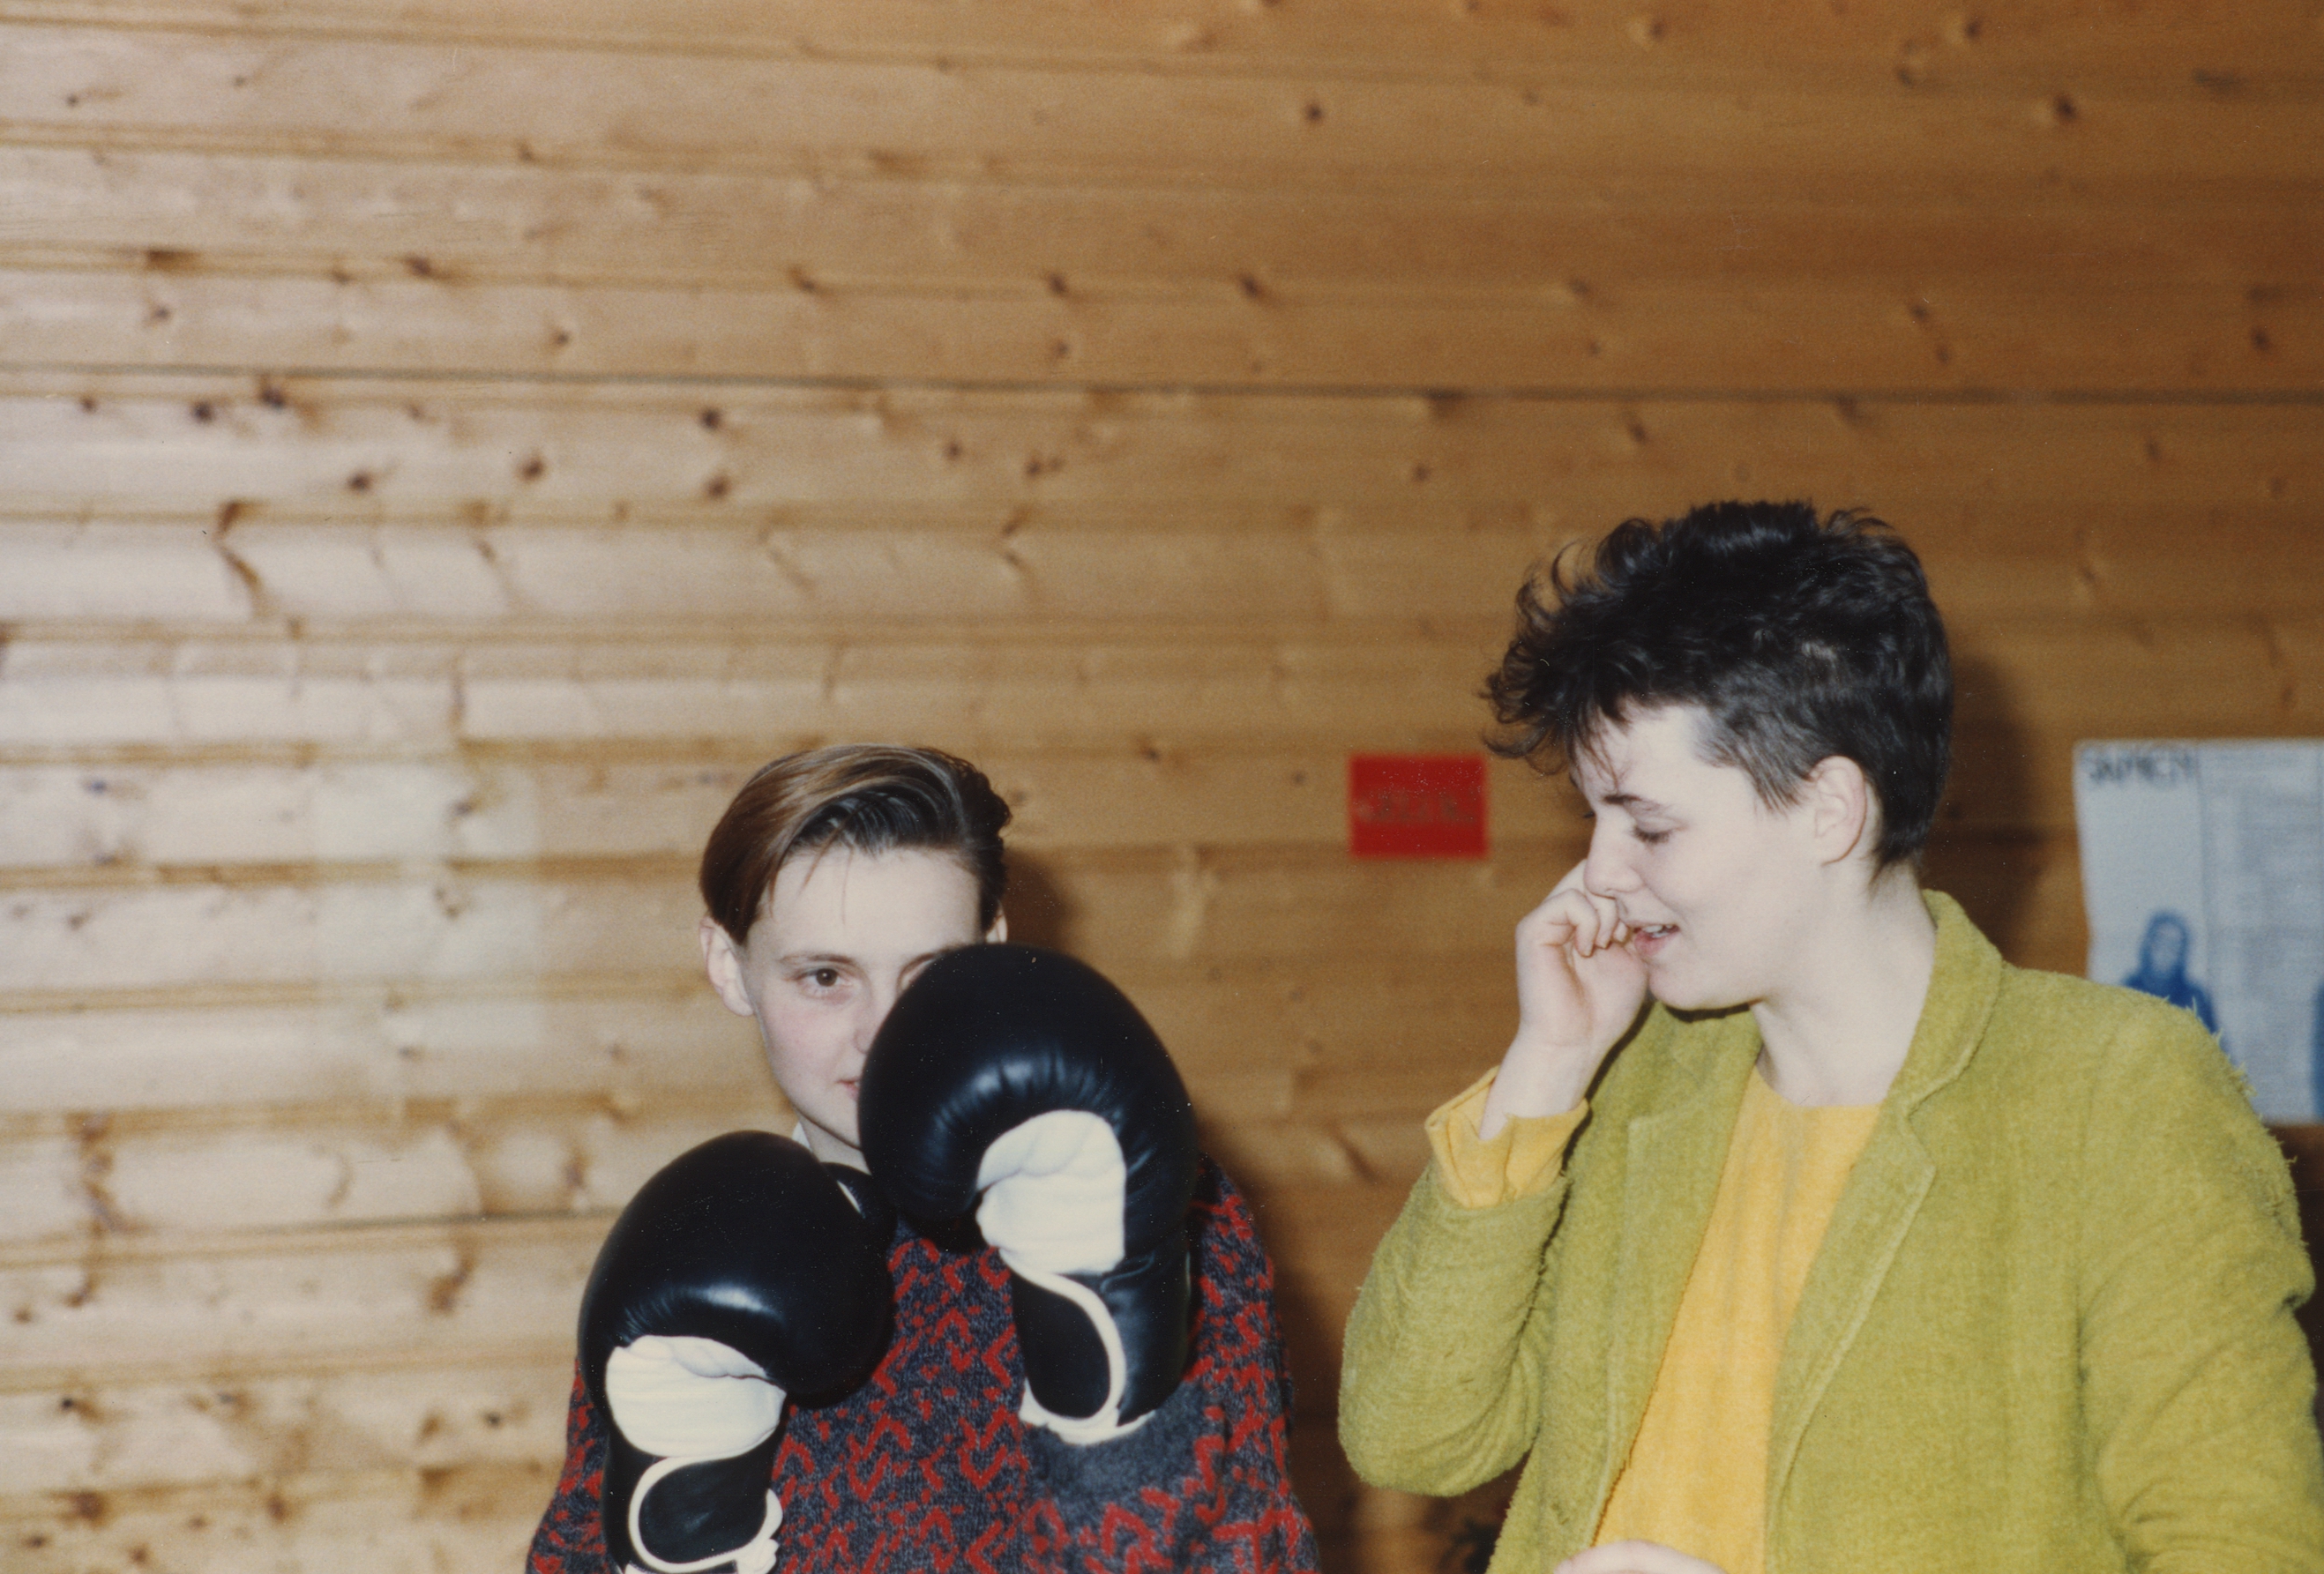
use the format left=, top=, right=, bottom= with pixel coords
left=2077, top=1005, right=2324, bottom=1570
left=1337, top=1154, right=1573, bottom=1496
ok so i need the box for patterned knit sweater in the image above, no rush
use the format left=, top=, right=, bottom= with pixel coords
left=528, top=1158, right=1320, bottom=1574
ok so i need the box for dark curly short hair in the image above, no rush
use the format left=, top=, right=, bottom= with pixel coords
left=1484, top=501, right=1953, bottom=870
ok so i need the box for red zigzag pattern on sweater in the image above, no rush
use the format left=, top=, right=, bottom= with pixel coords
left=528, top=1157, right=1319, bottom=1574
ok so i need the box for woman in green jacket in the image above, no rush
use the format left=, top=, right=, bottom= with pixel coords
left=1338, top=503, right=2324, bottom=1573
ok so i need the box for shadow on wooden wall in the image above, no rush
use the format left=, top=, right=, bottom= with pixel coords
left=1000, top=852, right=1079, bottom=954
left=1924, top=646, right=2039, bottom=965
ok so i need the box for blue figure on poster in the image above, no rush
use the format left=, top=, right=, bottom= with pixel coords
left=2311, top=978, right=2324, bottom=1123
left=2120, top=910, right=2219, bottom=1034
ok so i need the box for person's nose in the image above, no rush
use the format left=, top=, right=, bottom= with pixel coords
left=1582, top=818, right=1640, bottom=899
left=849, top=981, right=897, bottom=1062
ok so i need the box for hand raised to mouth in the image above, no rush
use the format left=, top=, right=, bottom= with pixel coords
left=1481, top=859, right=1652, bottom=1137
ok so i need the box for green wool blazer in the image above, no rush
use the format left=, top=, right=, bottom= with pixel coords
left=1339, top=893, right=2324, bottom=1572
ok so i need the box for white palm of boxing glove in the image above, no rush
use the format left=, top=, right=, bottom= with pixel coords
left=857, top=946, right=1199, bottom=1453
left=973, top=1110, right=1141, bottom=1444
left=603, top=1336, right=787, bottom=1574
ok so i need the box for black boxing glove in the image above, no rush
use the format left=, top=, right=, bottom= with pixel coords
left=857, top=944, right=1198, bottom=1444
left=579, top=1131, right=893, bottom=1573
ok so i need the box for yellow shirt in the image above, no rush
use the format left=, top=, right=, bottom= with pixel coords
left=1429, top=1068, right=1879, bottom=1574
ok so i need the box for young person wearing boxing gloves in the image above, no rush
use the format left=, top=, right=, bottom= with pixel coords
left=527, top=744, right=1319, bottom=1573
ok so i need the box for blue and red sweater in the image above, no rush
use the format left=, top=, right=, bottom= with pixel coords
left=528, top=1158, right=1320, bottom=1573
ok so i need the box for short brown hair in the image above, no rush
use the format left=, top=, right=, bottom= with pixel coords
left=699, top=745, right=1011, bottom=941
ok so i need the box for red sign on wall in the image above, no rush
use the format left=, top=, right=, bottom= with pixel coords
left=1348, top=754, right=1489, bottom=859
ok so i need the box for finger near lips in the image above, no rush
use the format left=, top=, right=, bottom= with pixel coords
left=1532, top=869, right=1640, bottom=959
left=1575, top=906, right=1636, bottom=959
left=1569, top=907, right=1603, bottom=956
left=1529, top=892, right=1598, bottom=953
left=1585, top=891, right=1623, bottom=951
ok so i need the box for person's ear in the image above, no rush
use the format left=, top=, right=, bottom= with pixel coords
left=1803, top=756, right=1872, bottom=865
left=699, top=915, right=758, bottom=1018
left=986, top=909, right=1009, bottom=944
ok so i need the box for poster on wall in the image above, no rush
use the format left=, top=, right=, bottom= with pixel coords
left=2074, top=740, right=2324, bottom=1123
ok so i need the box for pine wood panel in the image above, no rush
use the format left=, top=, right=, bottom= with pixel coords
left=8, top=1362, right=570, bottom=1495
left=0, top=1216, right=596, bottom=1381
left=4, top=24, right=2316, bottom=198
left=5, top=1462, right=550, bottom=1574
left=0, top=670, right=2283, bottom=889
left=0, top=511, right=1498, bottom=631
left=0, top=982, right=769, bottom=1115
left=0, top=870, right=698, bottom=992
left=3, top=0, right=2318, bottom=90
left=0, top=1095, right=772, bottom=1247
left=7, top=508, right=2323, bottom=640
left=0, top=749, right=1608, bottom=876
left=4, top=380, right=2317, bottom=518
left=8, top=147, right=2318, bottom=295
left=0, top=708, right=2296, bottom=867
left=0, top=634, right=1506, bottom=750
left=8, top=265, right=2317, bottom=390
left=1, top=618, right=2315, bottom=756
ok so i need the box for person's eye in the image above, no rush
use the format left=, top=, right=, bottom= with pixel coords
left=796, top=966, right=846, bottom=993
left=1633, top=825, right=1672, bottom=847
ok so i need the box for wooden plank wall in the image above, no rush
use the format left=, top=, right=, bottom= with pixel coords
left=1, top=4, right=2319, bottom=1570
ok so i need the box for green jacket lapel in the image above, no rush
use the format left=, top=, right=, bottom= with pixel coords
left=1602, top=1008, right=1761, bottom=1510
left=1766, top=894, right=2006, bottom=1533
